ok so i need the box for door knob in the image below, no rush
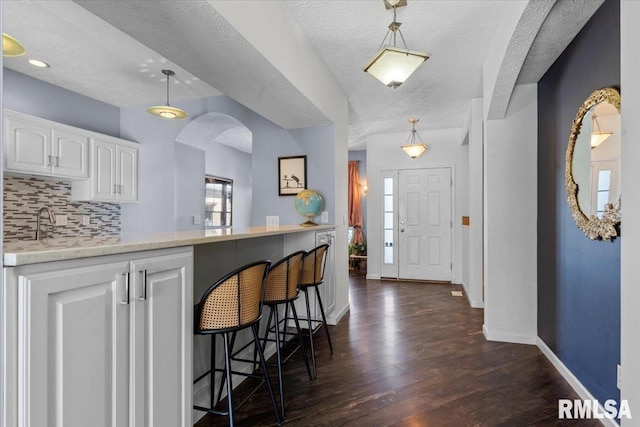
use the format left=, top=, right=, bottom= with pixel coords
left=400, top=228, right=405, bottom=233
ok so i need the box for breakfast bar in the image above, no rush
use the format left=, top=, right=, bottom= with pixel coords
left=2, top=225, right=336, bottom=427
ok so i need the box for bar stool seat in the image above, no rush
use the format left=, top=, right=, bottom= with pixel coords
left=299, top=244, right=333, bottom=379
left=193, top=260, right=281, bottom=426
left=261, top=250, right=313, bottom=419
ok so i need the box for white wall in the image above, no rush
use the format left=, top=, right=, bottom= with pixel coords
left=366, top=128, right=469, bottom=283
left=467, top=98, right=485, bottom=308
left=483, top=83, right=537, bottom=344
left=620, top=1, right=640, bottom=422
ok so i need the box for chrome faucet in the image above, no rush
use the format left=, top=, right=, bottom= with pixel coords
left=36, top=207, right=55, bottom=240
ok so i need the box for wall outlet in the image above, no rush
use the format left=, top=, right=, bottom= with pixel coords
left=321, top=211, right=329, bottom=223
left=266, top=216, right=279, bottom=228
left=82, top=215, right=91, bottom=226
left=617, top=364, right=622, bottom=389
left=193, top=215, right=201, bottom=225
left=55, top=214, right=67, bottom=226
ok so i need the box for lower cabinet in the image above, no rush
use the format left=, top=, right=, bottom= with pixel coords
left=13, top=247, right=193, bottom=427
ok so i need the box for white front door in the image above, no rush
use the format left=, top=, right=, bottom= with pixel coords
left=398, top=168, right=452, bottom=281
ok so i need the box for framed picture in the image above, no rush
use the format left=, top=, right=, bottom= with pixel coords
left=278, top=155, right=307, bottom=196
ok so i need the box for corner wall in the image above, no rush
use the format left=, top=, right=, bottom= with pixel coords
left=621, top=1, right=640, bottom=421
left=537, top=0, right=620, bottom=405
left=483, top=83, right=537, bottom=345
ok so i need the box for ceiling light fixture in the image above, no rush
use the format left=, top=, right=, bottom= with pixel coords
left=2, top=33, right=25, bottom=57
left=28, top=59, right=50, bottom=68
left=401, top=118, right=428, bottom=158
left=363, top=0, right=429, bottom=89
left=147, top=69, right=188, bottom=120
left=590, top=112, right=612, bottom=149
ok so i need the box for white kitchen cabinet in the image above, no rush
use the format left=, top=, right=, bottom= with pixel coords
left=72, top=138, right=138, bottom=202
left=12, top=247, right=192, bottom=427
left=4, top=111, right=88, bottom=179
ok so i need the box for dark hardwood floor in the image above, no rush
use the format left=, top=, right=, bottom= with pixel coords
left=195, top=273, right=598, bottom=426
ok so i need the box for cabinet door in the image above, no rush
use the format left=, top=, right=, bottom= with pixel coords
left=4, top=115, right=52, bottom=175
left=52, top=129, right=89, bottom=179
left=116, top=145, right=137, bottom=202
left=130, top=250, right=192, bottom=427
left=18, top=262, right=130, bottom=427
left=93, top=139, right=117, bottom=201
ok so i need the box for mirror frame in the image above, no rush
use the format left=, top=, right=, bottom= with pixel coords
left=565, top=87, right=621, bottom=240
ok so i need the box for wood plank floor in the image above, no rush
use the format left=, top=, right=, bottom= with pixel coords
left=195, top=275, right=598, bottom=426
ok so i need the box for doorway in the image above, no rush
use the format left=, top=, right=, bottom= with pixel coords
left=381, top=167, right=452, bottom=281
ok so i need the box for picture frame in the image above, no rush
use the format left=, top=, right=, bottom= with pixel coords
left=278, top=155, right=307, bottom=196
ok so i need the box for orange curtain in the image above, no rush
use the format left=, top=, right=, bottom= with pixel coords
left=348, top=161, right=364, bottom=244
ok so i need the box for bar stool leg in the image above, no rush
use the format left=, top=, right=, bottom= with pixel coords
left=223, top=332, right=235, bottom=426
left=290, top=301, right=313, bottom=380
left=252, top=324, right=283, bottom=425
left=303, top=288, right=318, bottom=379
left=273, top=306, right=285, bottom=419
left=210, top=335, right=216, bottom=408
left=315, top=285, right=334, bottom=354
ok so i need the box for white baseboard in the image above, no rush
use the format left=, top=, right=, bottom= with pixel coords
left=537, top=337, right=619, bottom=427
left=327, top=303, right=349, bottom=325
left=461, top=283, right=484, bottom=308
left=482, top=324, right=536, bottom=345
left=366, top=273, right=380, bottom=280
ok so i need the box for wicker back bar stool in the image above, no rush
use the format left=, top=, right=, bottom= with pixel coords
left=299, top=243, right=333, bottom=379
left=261, top=250, right=313, bottom=419
left=193, top=260, right=281, bottom=426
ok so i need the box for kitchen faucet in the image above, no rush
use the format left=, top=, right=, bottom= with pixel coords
left=36, top=207, right=55, bottom=240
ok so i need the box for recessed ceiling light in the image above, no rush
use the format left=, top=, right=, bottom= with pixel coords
left=28, top=59, right=49, bottom=68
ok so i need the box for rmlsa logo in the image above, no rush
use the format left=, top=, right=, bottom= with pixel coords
left=559, top=399, right=632, bottom=419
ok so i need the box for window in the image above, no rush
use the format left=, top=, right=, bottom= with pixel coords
left=205, top=176, right=232, bottom=228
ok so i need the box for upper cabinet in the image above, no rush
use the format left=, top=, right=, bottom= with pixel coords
left=4, top=110, right=88, bottom=179
left=3, top=109, right=138, bottom=203
left=76, top=138, right=138, bottom=202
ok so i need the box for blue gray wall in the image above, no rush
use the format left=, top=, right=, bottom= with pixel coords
left=204, top=142, right=252, bottom=229
left=120, top=94, right=335, bottom=235
left=537, top=0, right=620, bottom=404
left=3, top=68, right=120, bottom=137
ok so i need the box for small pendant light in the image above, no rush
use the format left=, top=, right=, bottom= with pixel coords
left=147, top=69, right=188, bottom=119
left=401, top=118, right=428, bottom=158
left=3, top=33, right=25, bottom=57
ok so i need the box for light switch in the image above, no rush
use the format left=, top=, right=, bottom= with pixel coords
left=193, top=215, right=201, bottom=225
left=55, top=214, right=68, bottom=226
left=321, top=211, right=329, bottom=223
left=266, top=216, right=279, bottom=228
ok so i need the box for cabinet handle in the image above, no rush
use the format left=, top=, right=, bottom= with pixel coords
left=121, top=272, right=130, bottom=305
left=47, top=155, right=53, bottom=167
left=138, top=269, right=147, bottom=301
left=55, top=156, right=60, bottom=168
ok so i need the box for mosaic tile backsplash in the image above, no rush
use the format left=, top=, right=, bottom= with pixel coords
left=4, top=174, right=120, bottom=242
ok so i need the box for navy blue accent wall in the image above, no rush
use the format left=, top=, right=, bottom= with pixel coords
left=538, top=0, right=620, bottom=404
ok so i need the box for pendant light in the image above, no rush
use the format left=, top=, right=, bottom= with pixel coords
left=147, top=69, right=188, bottom=119
left=590, top=112, right=612, bottom=149
left=401, top=118, right=428, bottom=158
left=363, top=0, right=429, bottom=89
left=3, top=33, right=25, bottom=57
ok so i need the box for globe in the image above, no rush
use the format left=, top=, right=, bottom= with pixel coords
left=294, top=189, right=324, bottom=227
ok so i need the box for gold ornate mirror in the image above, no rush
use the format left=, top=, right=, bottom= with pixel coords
left=566, top=87, right=621, bottom=240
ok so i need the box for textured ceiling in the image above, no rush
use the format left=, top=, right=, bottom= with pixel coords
left=3, top=1, right=223, bottom=107
left=3, top=1, right=603, bottom=149
left=175, top=113, right=253, bottom=154
left=283, top=0, right=508, bottom=146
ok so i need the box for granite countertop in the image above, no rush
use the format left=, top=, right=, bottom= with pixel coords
left=3, top=225, right=335, bottom=266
